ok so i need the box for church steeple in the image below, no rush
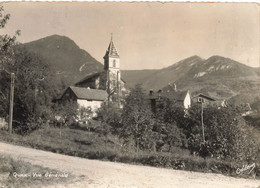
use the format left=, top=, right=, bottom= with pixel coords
left=103, top=35, right=121, bottom=102
left=104, top=34, right=120, bottom=59
left=103, top=35, right=120, bottom=71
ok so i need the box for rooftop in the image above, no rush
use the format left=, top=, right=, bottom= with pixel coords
left=104, top=37, right=120, bottom=58
left=69, top=86, right=108, bottom=101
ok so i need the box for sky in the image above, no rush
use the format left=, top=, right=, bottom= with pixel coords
left=2, top=2, right=259, bottom=70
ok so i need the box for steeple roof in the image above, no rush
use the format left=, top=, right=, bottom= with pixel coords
left=104, top=35, right=119, bottom=58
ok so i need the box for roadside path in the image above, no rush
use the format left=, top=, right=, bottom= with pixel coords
left=0, top=142, right=259, bottom=188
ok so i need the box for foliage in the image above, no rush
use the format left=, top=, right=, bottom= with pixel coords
left=186, top=105, right=260, bottom=163
left=251, top=97, right=260, bottom=112
left=0, top=6, right=62, bottom=134
left=1, top=127, right=257, bottom=179
left=121, top=84, right=154, bottom=152
left=96, top=101, right=123, bottom=135
left=53, top=100, right=79, bottom=127
left=155, top=96, right=259, bottom=164
left=0, top=5, right=20, bottom=71
left=152, top=119, right=187, bottom=152
left=0, top=47, right=59, bottom=134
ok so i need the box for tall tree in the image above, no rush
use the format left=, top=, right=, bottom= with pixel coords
left=121, top=84, right=153, bottom=152
left=0, top=5, right=20, bottom=72
left=0, top=47, right=59, bottom=133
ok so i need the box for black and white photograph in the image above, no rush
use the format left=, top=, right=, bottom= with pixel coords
left=0, top=2, right=259, bottom=188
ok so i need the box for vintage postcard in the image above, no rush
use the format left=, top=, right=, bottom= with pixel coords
left=0, top=2, right=259, bottom=188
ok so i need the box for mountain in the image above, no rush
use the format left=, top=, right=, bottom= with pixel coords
left=19, top=35, right=103, bottom=85
left=123, top=55, right=260, bottom=103
left=20, top=35, right=259, bottom=104
left=122, top=55, right=204, bottom=90
left=171, top=56, right=260, bottom=102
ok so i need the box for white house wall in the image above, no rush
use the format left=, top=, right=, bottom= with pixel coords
left=184, top=93, right=191, bottom=109
left=77, top=99, right=103, bottom=114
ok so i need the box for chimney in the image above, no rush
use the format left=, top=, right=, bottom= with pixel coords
left=149, top=89, right=154, bottom=96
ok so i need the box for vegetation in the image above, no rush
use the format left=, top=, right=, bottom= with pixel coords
left=0, top=81, right=259, bottom=179
left=97, top=85, right=260, bottom=178
left=0, top=154, right=73, bottom=188
left=0, top=4, right=259, bottom=182
left=2, top=48, right=60, bottom=134
left=0, top=5, right=65, bottom=134
left=0, top=126, right=243, bottom=179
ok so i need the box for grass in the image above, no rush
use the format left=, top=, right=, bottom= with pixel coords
left=0, top=125, right=258, bottom=180
left=0, top=154, right=73, bottom=188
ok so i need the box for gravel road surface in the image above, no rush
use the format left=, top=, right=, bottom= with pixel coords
left=0, top=142, right=259, bottom=188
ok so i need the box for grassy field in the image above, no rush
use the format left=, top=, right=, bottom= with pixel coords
left=0, top=154, right=73, bottom=188
left=0, top=124, right=258, bottom=180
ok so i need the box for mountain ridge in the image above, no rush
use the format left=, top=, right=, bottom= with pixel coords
left=18, top=34, right=103, bottom=85
left=19, top=35, right=260, bottom=104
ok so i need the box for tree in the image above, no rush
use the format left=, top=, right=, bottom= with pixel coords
left=153, top=97, right=189, bottom=151
left=0, top=5, right=20, bottom=72
left=0, top=46, right=59, bottom=134
left=121, top=84, right=153, bottom=152
left=52, top=100, right=79, bottom=137
left=186, top=105, right=260, bottom=162
left=0, top=6, right=60, bottom=133
left=96, top=101, right=122, bottom=136
left=53, top=100, right=79, bottom=126
left=0, top=5, right=20, bottom=127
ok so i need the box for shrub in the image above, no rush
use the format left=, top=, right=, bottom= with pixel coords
left=96, top=101, right=123, bottom=135
left=186, top=105, right=260, bottom=164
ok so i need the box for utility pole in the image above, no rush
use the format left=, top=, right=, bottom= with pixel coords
left=201, top=100, right=205, bottom=143
left=8, top=73, right=15, bottom=134
left=116, top=71, right=120, bottom=106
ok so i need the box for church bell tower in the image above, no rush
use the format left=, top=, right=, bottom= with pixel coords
left=103, top=34, right=121, bottom=100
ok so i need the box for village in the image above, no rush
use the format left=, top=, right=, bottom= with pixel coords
left=0, top=2, right=260, bottom=188
left=47, top=37, right=252, bottom=124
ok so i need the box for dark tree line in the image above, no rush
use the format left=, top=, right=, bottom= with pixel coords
left=97, top=84, right=260, bottom=164
left=0, top=6, right=64, bottom=134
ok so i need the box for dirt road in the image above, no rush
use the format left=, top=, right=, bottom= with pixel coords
left=0, top=142, right=259, bottom=188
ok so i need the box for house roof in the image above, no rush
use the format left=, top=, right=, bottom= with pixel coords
left=162, top=90, right=189, bottom=101
left=104, top=38, right=120, bottom=58
left=148, top=89, right=189, bottom=101
left=75, top=71, right=103, bottom=86
left=192, top=93, right=215, bottom=101
left=68, top=86, right=108, bottom=101
left=75, top=70, right=126, bottom=86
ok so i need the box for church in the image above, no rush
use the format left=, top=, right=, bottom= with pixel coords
left=59, top=36, right=126, bottom=115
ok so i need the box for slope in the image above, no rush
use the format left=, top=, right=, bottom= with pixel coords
left=19, top=35, right=103, bottom=85
left=122, top=56, right=204, bottom=90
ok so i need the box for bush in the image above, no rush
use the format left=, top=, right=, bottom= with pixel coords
left=96, top=102, right=123, bottom=135
left=186, top=105, right=260, bottom=164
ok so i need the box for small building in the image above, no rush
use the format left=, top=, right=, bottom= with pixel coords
left=161, top=83, right=191, bottom=109
left=163, top=90, right=191, bottom=109
left=148, top=84, right=191, bottom=112
left=192, top=93, right=216, bottom=106
left=59, top=86, right=108, bottom=116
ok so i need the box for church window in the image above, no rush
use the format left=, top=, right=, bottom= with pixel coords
left=112, top=80, right=116, bottom=86
left=113, top=60, right=116, bottom=67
